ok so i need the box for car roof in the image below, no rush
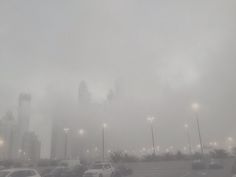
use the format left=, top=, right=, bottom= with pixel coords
left=94, top=162, right=111, bottom=165
left=1, top=168, right=37, bottom=172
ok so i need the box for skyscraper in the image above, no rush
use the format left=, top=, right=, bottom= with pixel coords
left=0, top=111, right=18, bottom=160
left=78, top=81, right=91, bottom=107
left=17, top=93, right=32, bottom=158
left=22, top=132, right=41, bottom=162
left=18, top=93, right=31, bottom=134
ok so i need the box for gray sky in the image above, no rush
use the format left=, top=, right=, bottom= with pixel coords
left=0, top=0, right=236, bottom=158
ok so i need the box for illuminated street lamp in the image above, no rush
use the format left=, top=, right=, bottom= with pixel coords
left=147, top=116, right=156, bottom=155
left=227, top=137, right=234, bottom=151
left=63, top=128, right=70, bottom=159
left=227, top=137, right=233, bottom=142
left=78, top=129, right=85, bottom=160
left=78, top=129, right=85, bottom=136
left=0, top=139, right=4, bottom=146
left=196, top=144, right=201, bottom=149
left=184, top=123, right=192, bottom=155
left=213, top=142, right=218, bottom=147
left=102, top=123, right=107, bottom=162
left=0, top=139, right=4, bottom=159
left=192, top=103, right=200, bottom=111
left=191, top=102, right=204, bottom=155
left=210, top=141, right=218, bottom=148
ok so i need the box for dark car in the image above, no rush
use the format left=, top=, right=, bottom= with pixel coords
left=43, top=167, right=70, bottom=177
left=208, top=159, right=224, bottom=169
left=114, top=165, right=133, bottom=177
left=70, top=165, right=88, bottom=177
left=192, top=159, right=207, bottom=170
left=39, top=167, right=54, bottom=177
left=232, top=160, right=236, bottom=175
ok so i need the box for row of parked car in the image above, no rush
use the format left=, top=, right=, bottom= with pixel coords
left=0, top=162, right=133, bottom=177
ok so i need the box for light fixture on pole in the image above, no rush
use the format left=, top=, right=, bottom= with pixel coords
left=191, top=102, right=204, bottom=155
left=147, top=116, right=156, bottom=155
left=184, top=123, right=192, bottom=155
left=102, top=123, right=107, bottom=162
left=63, top=128, right=70, bottom=160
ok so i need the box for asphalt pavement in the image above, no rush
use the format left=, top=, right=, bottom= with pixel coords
left=123, top=159, right=234, bottom=177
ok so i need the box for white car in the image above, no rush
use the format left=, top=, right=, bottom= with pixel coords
left=83, top=163, right=115, bottom=177
left=0, top=168, right=41, bottom=177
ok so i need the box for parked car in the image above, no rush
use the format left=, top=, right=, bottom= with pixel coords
left=208, top=159, right=224, bottom=169
left=0, top=168, right=41, bottom=177
left=38, top=167, right=54, bottom=177
left=231, top=160, right=236, bottom=175
left=83, top=162, right=115, bottom=177
left=192, top=159, right=207, bottom=170
left=115, top=165, right=132, bottom=176
left=43, top=166, right=70, bottom=177
left=70, top=164, right=88, bottom=177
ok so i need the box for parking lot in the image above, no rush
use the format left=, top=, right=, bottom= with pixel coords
left=123, top=159, right=234, bottom=177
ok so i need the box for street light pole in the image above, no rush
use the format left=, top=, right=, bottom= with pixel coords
left=151, top=123, right=155, bottom=155
left=192, top=103, right=204, bottom=155
left=184, top=124, right=192, bottom=155
left=102, top=123, right=107, bottom=162
left=64, top=128, right=70, bottom=160
left=0, top=139, right=4, bottom=160
left=195, top=113, right=204, bottom=155
left=147, top=117, right=156, bottom=155
left=78, top=129, right=85, bottom=161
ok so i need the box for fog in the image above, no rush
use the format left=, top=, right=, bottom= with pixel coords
left=0, top=0, right=236, bottom=158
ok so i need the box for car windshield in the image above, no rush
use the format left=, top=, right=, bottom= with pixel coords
left=0, top=172, right=9, bottom=177
left=91, top=164, right=103, bottom=169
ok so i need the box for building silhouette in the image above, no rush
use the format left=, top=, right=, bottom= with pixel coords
left=0, top=93, right=41, bottom=161
left=0, top=111, right=18, bottom=160
left=22, top=132, right=41, bottom=162
left=50, top=81, right=94, bottom=160
left=18, top=93, right=31, bottom=136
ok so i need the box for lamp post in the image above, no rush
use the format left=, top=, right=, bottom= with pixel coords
left=227, top=137, right=233, bottom=152
left=102, top=123, right=107, bottom=162
left=184, top=124, right=192, bottom=155
left=192, top=103, right=204, bottom=155
left=63, top=128, right=70, bottom=160
left=0, top=139, right=4, bottom=147
left=147, top=116, right=156, bottom=155
left=0, top=139, right=4, bottom=160
left=78, top=129, right=85, bottom=160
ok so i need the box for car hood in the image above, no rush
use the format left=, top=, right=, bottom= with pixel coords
left=85, top=169, right=103, bottom=174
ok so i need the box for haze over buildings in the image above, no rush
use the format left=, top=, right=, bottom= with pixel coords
left=0, top=93, right=41, bottom=162
left=0, top=0, right=236, bottom=158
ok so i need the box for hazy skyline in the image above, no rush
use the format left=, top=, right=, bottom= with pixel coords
left=0, top=0, right=236, bottom=158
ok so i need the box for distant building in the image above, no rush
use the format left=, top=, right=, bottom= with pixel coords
left=107, top=89, right=114, bottom=103
left=22, top=132, right=41, bottom=162
left=0, top=94, right=41, bottom=161
left=17, top=94, right=32, bottom=155
left=50, top=81, right=92, bottom=160
left=50, top=121, right=67, bottom=160
left=0, top=111, right=18, bottom=160
left=18, top=93, right=31, bottom=135
left=78, top=81, right=91, bottom=106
